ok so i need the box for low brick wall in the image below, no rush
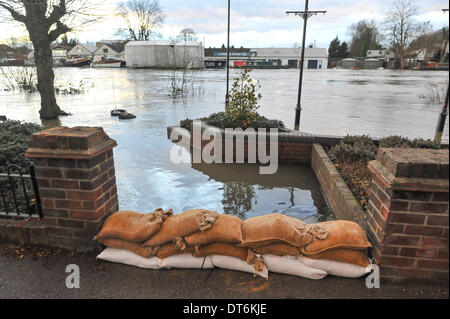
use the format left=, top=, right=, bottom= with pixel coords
left=366, top=148, right=449, bottom=281
left=311, top=143, right=366, bottom=227
left=0, top=126, right=119, bottom=252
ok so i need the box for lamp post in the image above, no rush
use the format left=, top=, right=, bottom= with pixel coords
left=434, top=8, right=449, bottom=144
left=287, top=1, right=326, bottom=131
left=225, top=0, right=231, bottom=110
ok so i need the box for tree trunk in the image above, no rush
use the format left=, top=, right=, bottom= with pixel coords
left=30, top=31, right=67, bottom=119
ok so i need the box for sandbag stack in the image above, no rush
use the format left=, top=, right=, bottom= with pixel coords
left=95, top=211, right=374, bottom=280
left=94, top=209, right=173, bottom=258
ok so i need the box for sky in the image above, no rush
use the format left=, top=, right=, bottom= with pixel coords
left=0, top=0, right=449, bottom=48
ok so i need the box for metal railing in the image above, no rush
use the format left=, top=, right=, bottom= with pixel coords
left=0, top=164, right=43, bottom=219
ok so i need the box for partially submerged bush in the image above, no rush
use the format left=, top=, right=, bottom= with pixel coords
left=0, top=120, right=43, bottom=172
left=378, top=135, right=439, bottom=149
left=179, top=112, right=286, bottom=132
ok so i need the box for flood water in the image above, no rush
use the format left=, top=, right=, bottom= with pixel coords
left=0, top=67, right=448, bottom=221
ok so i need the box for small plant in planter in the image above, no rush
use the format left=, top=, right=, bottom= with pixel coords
left=226, top=68, right=262, bottom=128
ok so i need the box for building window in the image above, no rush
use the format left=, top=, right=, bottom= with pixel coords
left=103, top=48, right=108, bottom=53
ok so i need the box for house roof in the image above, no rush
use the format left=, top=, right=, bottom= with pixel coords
left=70, top=43, right=97, bottom=53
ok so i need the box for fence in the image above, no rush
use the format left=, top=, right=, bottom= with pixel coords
left=0, top=164, right=43, bottom=219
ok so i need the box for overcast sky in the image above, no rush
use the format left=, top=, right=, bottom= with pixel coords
left=1, top=0, right=449, bottom=48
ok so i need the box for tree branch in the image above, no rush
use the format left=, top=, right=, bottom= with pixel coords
left=47, top=0, right=67, bottom=27
left=48, top=20, right=71, bottom=42
left=0, top=2, right=27, bottom=23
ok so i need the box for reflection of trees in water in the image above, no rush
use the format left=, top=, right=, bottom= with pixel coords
left=221, top=182, right=256, bottom=219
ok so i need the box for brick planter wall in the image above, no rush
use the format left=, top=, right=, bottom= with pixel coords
left=366, top=148, right=449, bottom=281
left=311, top=143, right=366, bottom=227
left=0, top=126, right=119, bottom=252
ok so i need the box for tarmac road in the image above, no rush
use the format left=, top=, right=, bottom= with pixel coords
left=0, top=244, right=448, bottom=299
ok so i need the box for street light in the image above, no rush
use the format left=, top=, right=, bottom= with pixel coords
left=434, top=8, right=449, bottom=144
left=225, top=0, right=231, bottom=110
left=287, top=1, right=326, bottom=131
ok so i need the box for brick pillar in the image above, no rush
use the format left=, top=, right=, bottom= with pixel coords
left=366, top=148, right=449, bottom=281
left=25, top=126, right=119, bottom=251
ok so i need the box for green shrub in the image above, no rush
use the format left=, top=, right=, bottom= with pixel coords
left=328, top=135, right=377, bottom=163
left=226, top=68, right=262, bottom=126
left=0, top=120, right=43, bottom=172
left=378, top=135, right=440, bottom=149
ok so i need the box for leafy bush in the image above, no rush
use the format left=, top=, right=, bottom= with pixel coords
left=226, top=68, right=262, bottom=126
left=179, top=112, right=286, bottom=131
left=0, top=120, right=43, bottom=172
left=378, top=135, right=439, bottom=149
left=328, top=135, right=377, bottom=163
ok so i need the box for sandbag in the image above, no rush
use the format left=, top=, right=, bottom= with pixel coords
left=97, top=238, right=154, bottom=258
left=193, top=242, right=247, bottom=260
left=211, top=255, right=268, bottom=279
left=156, top=242, right=194, bottom=259
left=96, top=247, right=162, bottom=269
left=262, top=254, right=328, bottom=280
left=253, top=242, right=301, bottom=256
left=185, top=214, right=243, bottom=246
left=160, top=254, right=214, bottom=269
left=300, top=220, right=372, bottom=255
left=95, top=209, right=173, bottom=243
left=300, top=256, right=374, bottom=278
left=241, top=214, right=328, bottom=248
left=305, top=247, right=371, bottom=267
left=144, top=209, right=219, bottom=247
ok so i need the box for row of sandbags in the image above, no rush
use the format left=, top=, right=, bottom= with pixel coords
left=94, top=209, right=374, bottom=279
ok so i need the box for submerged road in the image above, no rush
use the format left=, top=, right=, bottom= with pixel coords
left=0, top=244, right=447, bottom=299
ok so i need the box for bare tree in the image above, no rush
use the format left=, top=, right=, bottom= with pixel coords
left=0, top=0, right=101, bottom=119
left=118, top=0, right=165, bottom=41
left=383, top=0, right=432, bottom=69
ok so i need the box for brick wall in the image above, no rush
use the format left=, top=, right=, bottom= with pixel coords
left=311, top=143, right=366, bottom=227
left=0, top=126, right=119, bottom=252
left=367, top=148, right=449, bottom=281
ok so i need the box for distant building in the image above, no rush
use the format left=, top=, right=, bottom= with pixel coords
left=342, top=58, right=357, bottom=69
left=67, top=43, right=98, bottom=60
left=249, top=47, right=328, bottom=69
left=363, top=58, right=380, bottom=69
left=367, top=49, right=394, bottom=59
left=125, top=40, right=204, bottom=69
left=94, top=40, right=127, bottom=61
left=204, top=47, right=250, bottom=68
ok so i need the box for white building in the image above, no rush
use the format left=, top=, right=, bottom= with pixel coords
left=249, top=47, right=328, bottom=69
left=125, top=40, right=204, bottom=69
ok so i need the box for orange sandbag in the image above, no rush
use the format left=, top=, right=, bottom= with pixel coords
left=143, top=209, right=219, bottom=247
left=300, top=220, right=372, bottom=255
left=193, top=242, right=248, bottom=260
left=252, top=242, right=301, bottom=256
left=95, top=209, right=173, bottom=242
left=184, top=214, right=243, bottom=246
left=304, top=247, right=371, bottom=267
left=97, top=238, right=154, bottom=258
left=241, top=214, right=328, bottom=248
left=156, top=242, right=194, bottom=259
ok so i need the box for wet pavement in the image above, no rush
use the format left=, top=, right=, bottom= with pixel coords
left=0, top=244, right=448, bottom=299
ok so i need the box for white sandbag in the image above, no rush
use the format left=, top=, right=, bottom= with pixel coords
left=300, top=256, right=373, bottom=278
left=211, top=255, right=269, bottom=279
left=160, top=254, right=214, bottom=269
left=262, top=254, right=327, bottom=280
left=96, top=247, right=162, bottom=269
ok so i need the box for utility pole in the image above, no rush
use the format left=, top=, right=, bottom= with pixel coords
left=225, top=0, right=231, bottom=110
left=287, top=1, right=326, bottom=131
left=434, top=8, right=449, bottom=144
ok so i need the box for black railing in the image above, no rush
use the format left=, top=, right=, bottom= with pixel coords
left=0, top=164, right=43, bottom=219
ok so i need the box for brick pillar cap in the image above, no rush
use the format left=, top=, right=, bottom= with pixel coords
left=368, top=148, right=449, bottom=192
left=26, top=126, right=117, bottom=160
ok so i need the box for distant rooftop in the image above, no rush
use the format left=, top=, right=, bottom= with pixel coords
left=125, top=40, right=203, bottom=47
